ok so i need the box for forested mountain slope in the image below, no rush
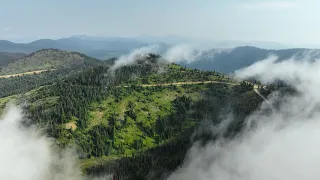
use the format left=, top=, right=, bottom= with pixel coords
left=0, top=49, right=102, bottom=98
left=0, top=49, right=101, bottom=75
left=0, top=53, right=273, bottom=179
left=0, top=52, right=26, bottom=67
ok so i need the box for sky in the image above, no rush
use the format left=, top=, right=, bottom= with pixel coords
left=0, top=0, right=319, bottom=45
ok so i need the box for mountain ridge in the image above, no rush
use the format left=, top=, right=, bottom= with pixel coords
left=0, top=36, right=149, bottom=59
left=2, top=44, right=317, bottom=76
left=0, top=48, right=101, bottom=75
left=0, top=52, right=26, bottom=67
left=181, top=46, right=320, bottom=73
left=0, top=35, right=296, bottom=60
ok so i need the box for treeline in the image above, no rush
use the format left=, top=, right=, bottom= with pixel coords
left=0, top=69, right=73, bottom=98
left=0, top=63, right=105, bottom=98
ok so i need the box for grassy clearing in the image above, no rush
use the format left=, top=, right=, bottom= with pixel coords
left=86, top=83, right=209, bottom=157
left=65, top=121, right=77, bottom=131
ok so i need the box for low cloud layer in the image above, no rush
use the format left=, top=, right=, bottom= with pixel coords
left=0, top=104, right=84, bottom=180
left=111, top=44, right=161, bottom=71
left=163, top=44, right=204, bottom=63
left=167, top=55, right=320, bottom=180
left=110, top=43, right=230, bottom=71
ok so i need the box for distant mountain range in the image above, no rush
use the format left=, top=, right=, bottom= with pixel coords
left=1, top=36, right=320, bottom=74
left=0, top=36, right=149, bottom=60
left=180, top=46, right=320, bottom=73
left=0, top=35, right=291, bottom=60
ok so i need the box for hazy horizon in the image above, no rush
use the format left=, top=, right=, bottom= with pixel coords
left=1, top=0, right=320, bottom=47
left=2, top=35, right=320, bottom=50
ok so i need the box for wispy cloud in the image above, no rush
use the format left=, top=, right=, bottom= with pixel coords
left=110, top=43, right=213, bottom=71
left=110, top=44, right=161, bottom=71
left=167, top=53, right=320, bottom=180
left=0, top=104, right=84, bottom=180
left=0, top=27, right=12, bottom=32
left=239, top=1, right=298, bottom=9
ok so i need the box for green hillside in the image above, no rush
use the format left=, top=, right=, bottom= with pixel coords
left=0, top=53, right=272, bottom=179
left=0, top=49, right=101, bottom=75
left=0, top=49, right=103, bottom=98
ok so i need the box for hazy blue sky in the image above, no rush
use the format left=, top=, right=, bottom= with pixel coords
left=0, top=0, right=319, bottom=45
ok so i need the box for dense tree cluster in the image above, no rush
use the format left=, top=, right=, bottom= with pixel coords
left=82, top=81, right=270, bottom=179
left=0, top=69, right=77, bottom=98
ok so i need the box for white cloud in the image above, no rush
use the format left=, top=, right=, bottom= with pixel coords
left=110, top=43, right=233, bottom=71
left=163, top=44, right=204, bottom=63
left=167, top=54, right=320, bottom=180
left=110, top=44, right=161, bottom=71
left=0, top=104, right=84, bottom=180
